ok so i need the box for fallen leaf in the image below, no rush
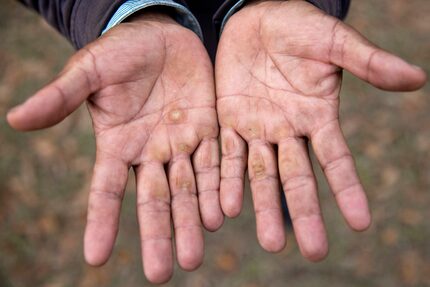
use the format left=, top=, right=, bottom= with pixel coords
left=399, top=209, right=423, bottom=226
left=380, top=227, right=399, bottom=246
left=400, top=250, right=422, bottom=286
left=215, top=249, right=238, bottom=272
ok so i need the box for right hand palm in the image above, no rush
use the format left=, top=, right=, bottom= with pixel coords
left=7, top=13, right=222, bottom=284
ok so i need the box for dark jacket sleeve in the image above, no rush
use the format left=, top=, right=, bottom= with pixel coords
left=18, top=0, right=350, bottom=50
left=306, top=0, right=351, bottom=19
left=17, top=0, right=188, bottom=49
left=214, top=0, right=351, bottom=40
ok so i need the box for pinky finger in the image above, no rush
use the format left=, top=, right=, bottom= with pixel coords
left=311, top=121, right=371, bottom=231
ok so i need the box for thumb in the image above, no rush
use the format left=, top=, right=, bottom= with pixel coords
left=327, top=20, right=427, bottom=91
left=7, top=48, right=100, bottom=131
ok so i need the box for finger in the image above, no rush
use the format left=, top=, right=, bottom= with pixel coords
left=248, top=140, right=285, bottom=253
left=220, top=128, right=247, bottom=217
left=7, top=48, right=100, bottom=131
left=278, top=137, right=328, bottom=261
left=135, top=162, right=173, bottom=284
left=326, top=18, right=426, bottom=91
left=84, top=151, right=128, bottom=266
left=192, top=138, right=224, bottom=231
left=168, top=156, right=204, bottom=271
left=311, top=120, right=371, bottom=231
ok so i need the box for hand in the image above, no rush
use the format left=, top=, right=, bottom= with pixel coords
left=216, top=0, right=426, bottom=260
left=7, top=13, right=222, bottom=283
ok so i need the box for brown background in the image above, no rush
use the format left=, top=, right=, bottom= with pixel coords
left=0, top=0, right=429, bottom=286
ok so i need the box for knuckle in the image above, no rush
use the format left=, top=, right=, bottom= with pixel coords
left=222, top=131, right=245, bottom=156
left=281, top=174, right=315, bottom=193
left=333, top=182, right=361, bottom=197
left=171, top=192, right=198, bottom=209
left=194, top=148, right=218, bottom=172
left=196, top=173, right=220, bottom=192
left=90, top=188, right=123, bottom=202
left=323, top=153, right=354, bottom=172
left=137, top=198, right=170, bottom=213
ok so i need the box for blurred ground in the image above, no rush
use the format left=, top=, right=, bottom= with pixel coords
left=0, top=0, right=429, bottom=286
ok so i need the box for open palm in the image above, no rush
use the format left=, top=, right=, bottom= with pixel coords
left=216, top=1, right=426, bottom=260
left=7, top=13, right=222, bottom=283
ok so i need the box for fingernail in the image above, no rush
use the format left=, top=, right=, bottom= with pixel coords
left=412, top=65, right=423, bottom=71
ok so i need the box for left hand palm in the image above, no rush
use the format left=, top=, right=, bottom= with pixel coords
left=216, top=0, right=426, bottom=260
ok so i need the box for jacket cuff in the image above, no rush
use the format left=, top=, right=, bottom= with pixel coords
left=218, top=0, right=351, bottom=35
left=306, top=0, right=351, bottom=19
left=102, top=0, right=203, bottom=41
left=70, top=0, right=195, bottom=49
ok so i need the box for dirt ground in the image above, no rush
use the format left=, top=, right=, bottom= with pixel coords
left=0, top=0, right=429, bottom=286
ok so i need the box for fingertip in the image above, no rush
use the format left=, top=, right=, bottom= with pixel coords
left=84, top=241, right=110, bottom=267
left=145, top=270, right=173, bottom=285
left=299, top=236, right=329, bottom=262
left=175, top=226, right=204, bottom=271
left=222, top=205, right=242, bottom=218
left=343, top=203, right=372, bottom=232
left=258, top=226, right=286, bottom=253
left=337, top=188, right=372, bottom=232
left=85, top=254, right=108, bottom=267
left=83, top=223, right=116, bottom=267
left=349, top=211, right=372, bottom=232
left=178, top=235, right=204, bottom=271
left=292, top=215, right=329, bottom=262
left=220, top=195, right=242, bottom=218
left=196, top=188, right=224, bottom=232
left=7, top=104, right=21, bottom=117
left=409, top=65, right=427, bottom=90
left=395, top=63, right=428, bottom=91
left=140, top=238, right=174, bottom=284
left=145, top=268, right=173, bottom=285
left=6, top=109, right=17, bottom=129
left=143, top=255, right=173, bottom=284
left=220, top=180, right=243, bottom=218
left=178, top=249, right=204, bottom=271
left=6, top=91, right=61, bottom=131
left=371, top=53, right=428, bottom=91
left=303, top=247, right=329, bottom=262
left=202, top=212, right=224, bottom=232
left=6, top=105, right=27, bottom=131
